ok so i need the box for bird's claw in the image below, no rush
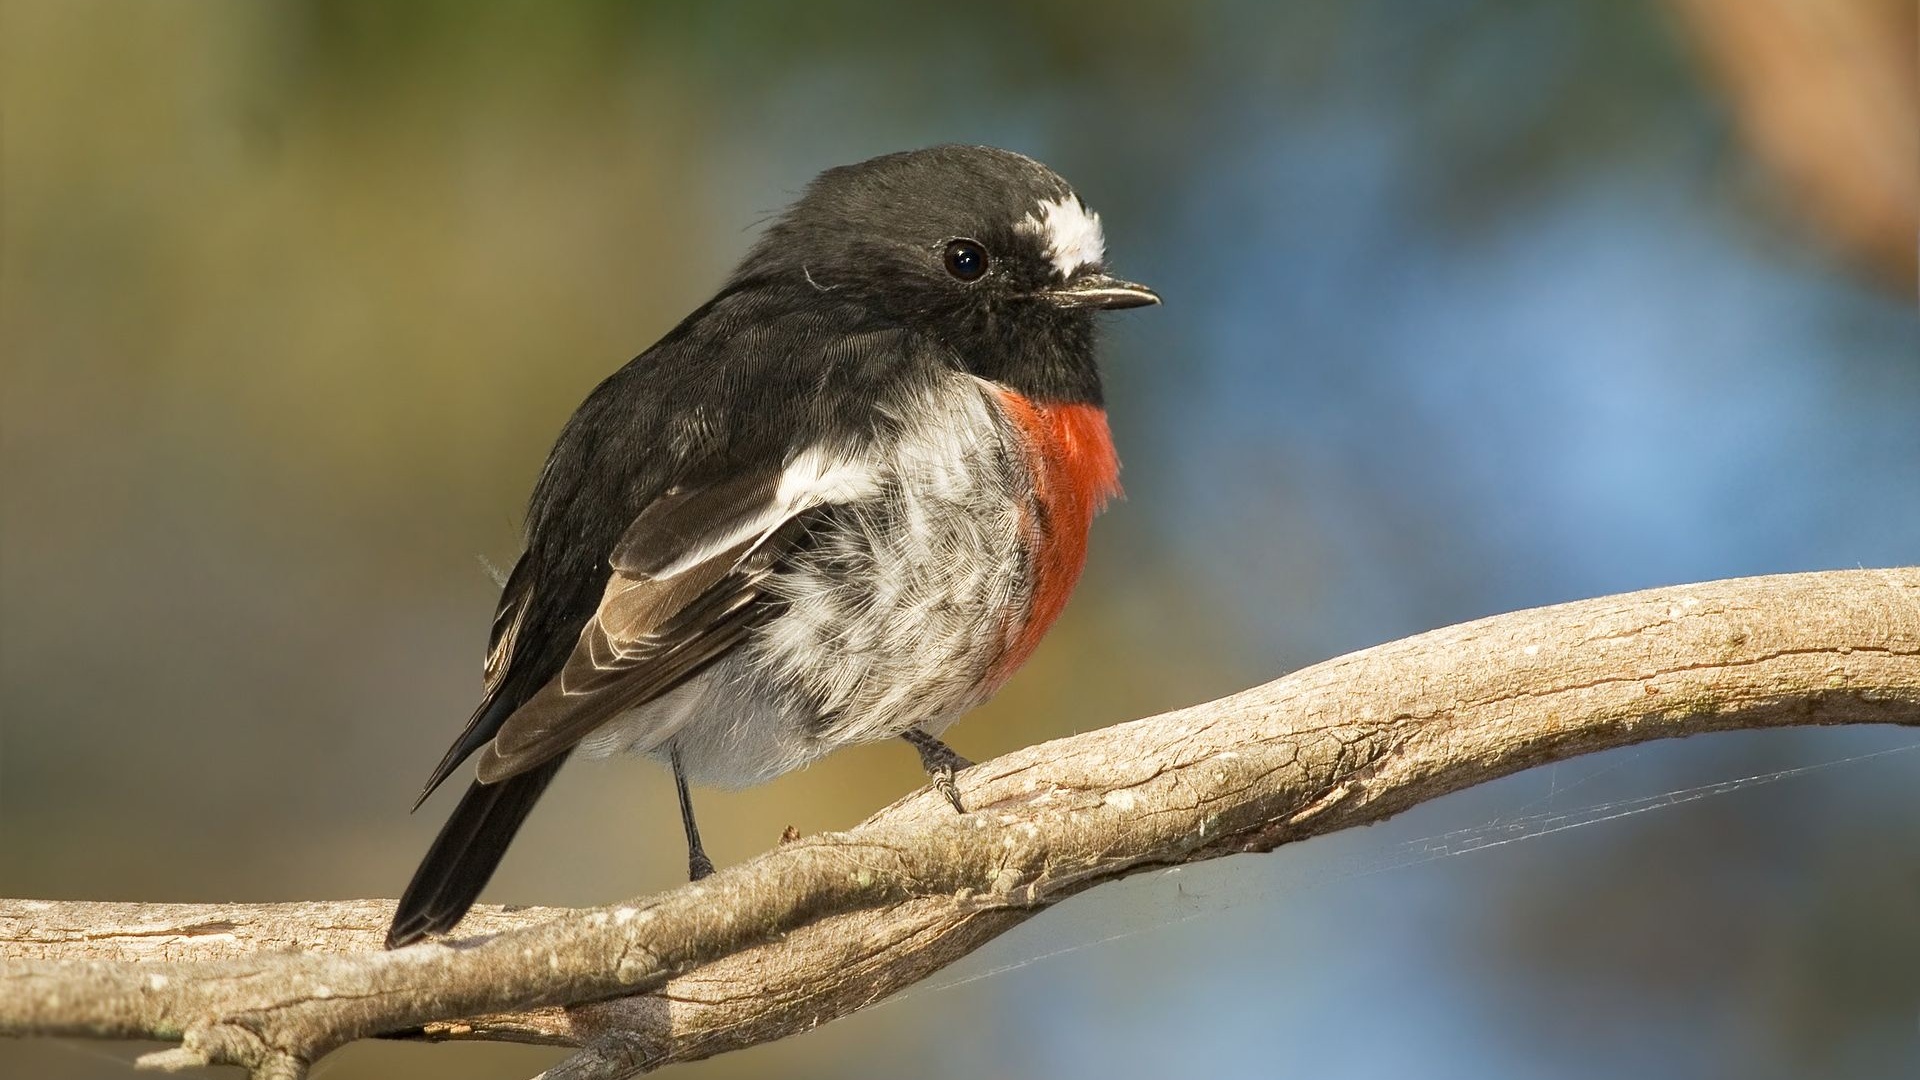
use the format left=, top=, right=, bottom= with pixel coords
left=688, top=850, right=715, bottom=881
left=931, top=766, right=966, bottom=814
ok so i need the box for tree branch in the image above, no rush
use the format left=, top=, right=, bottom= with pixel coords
left=5, top=569, right=1917, bottom=1079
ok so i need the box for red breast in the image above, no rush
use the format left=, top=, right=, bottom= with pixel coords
left=988, top=387, right=1122, bottom=684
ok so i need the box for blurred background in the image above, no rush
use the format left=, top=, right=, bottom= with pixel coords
left=3, top=1, right=1916, bottom=1077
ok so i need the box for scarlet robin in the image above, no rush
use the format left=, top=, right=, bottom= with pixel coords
left=388, top=145, right=1158, bottom=948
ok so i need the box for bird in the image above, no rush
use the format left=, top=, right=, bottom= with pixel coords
left=386, top=145, right=1158, bottom=949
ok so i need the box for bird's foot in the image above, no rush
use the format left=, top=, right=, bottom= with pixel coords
left=902, top=729, right=972, bottom=814
left=688, top=848, right=715, bottom=881
left=930, top=766, right=966, bottom=814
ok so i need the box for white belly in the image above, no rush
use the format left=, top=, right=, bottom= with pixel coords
left=580, top=373, right=1035, bottom=788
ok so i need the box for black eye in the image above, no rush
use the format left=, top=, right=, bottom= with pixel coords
left=943, top=239, right=988, bottom=282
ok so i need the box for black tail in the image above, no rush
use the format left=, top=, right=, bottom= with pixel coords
left=385, top=756, right=566, bottom=949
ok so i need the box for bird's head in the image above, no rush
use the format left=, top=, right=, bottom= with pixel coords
left=735, top=145, right=1158, bottom=404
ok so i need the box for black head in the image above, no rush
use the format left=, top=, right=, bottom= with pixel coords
left=733, top=145, right=1157, bottom=405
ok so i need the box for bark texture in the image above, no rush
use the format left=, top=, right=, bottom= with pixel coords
left=4, top=569, right=1917, bottom=1079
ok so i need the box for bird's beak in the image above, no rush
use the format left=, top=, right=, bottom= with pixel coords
left=1044, top=272, right=1161, bottom=311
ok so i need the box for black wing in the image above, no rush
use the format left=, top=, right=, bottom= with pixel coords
left=474, top=467, right=796, bottom=782
left=386, top=462, right=837, bottom=948
left=388, top=292, right=918, bottom=948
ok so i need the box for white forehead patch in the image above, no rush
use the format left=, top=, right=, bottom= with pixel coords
left=1016, top=195, right=1106, bottom=278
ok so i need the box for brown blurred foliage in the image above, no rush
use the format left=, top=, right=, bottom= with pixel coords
left=1672, top=0, right=1919, bottom=290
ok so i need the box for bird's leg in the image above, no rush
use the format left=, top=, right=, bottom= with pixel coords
left=901, top=728, right=972, bottom=814
left=670, top=745, right=715, bottom=881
